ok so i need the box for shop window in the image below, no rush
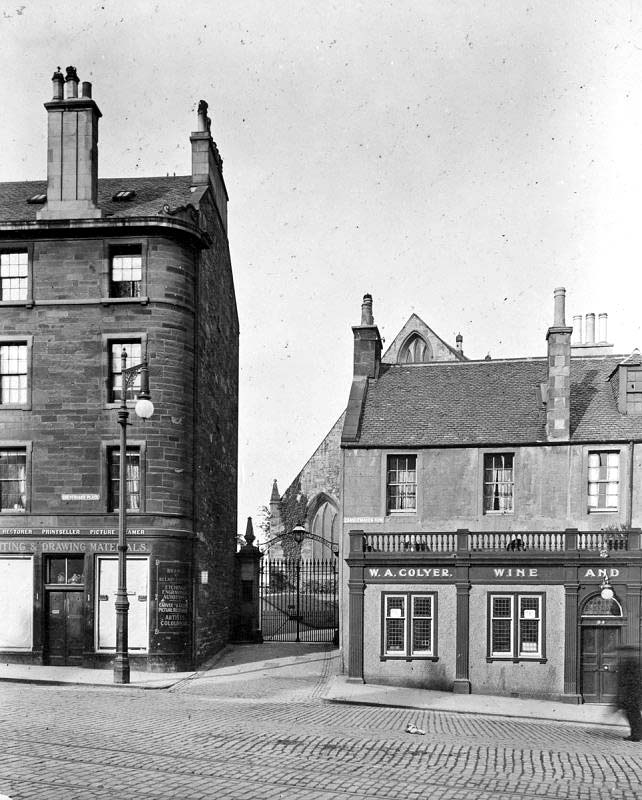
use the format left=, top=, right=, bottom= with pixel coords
left=387, top=455, right=417, bottom=513
left=0, top=251, right=28, bottom=301
left=382, top=593, right=437, bottom=660
left=0, top=557, right=33, bottom=649
left=0, top=343, right=27, bottom=405
left=108, top=446, right=141, bottom=511
left=488, top=593, right=545, bottom=661
left=588, top=451, right=619, bottom=511
left=96, top=556, right=149, bottom=652
left=46, top=556, right=85, bottom=585
left=108, top=340, right=142, bottom=403
left=110, top=248, right=142, bottom=298
left=483, top=453, right=514, bottom=513
left=0, top=448, right=26, bottom=512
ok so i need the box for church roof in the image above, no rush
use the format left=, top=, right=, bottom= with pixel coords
left=0, top=176, right=195, bottom=222
left=352, top=355, right=642, bottom=447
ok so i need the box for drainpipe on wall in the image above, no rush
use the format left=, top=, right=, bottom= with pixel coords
left=628, top=440, right=635, bottom=530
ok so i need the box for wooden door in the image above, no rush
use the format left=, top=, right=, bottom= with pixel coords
left=581, top=625, right=620, bottom=703
left=45, top=591, right=84, bottom=666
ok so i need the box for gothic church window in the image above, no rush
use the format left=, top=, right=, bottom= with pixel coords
left=399, top=334, right=432, bottom=363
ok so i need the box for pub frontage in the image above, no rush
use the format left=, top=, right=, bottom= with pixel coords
left=346, top=529, right=641, bottom=703
left=0, top=524, right=193, bottom=670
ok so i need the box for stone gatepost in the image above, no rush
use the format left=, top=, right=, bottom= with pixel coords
left=233, top=517, right=263, bottom=643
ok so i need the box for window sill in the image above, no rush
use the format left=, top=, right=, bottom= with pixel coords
left=486, top=657, right=547, bottom=664
left=483, top=510, right=514, bottom=515
left=0, top=300, right=33, bottom=308
left=587, top=509, right=619, bottom=514
left=387, top=510, right=417, bottom=516
left=100, top=296, right=149, bottom=306
left=380, top=655, right=439, bottom=662
left=0, top=404, right=31, bottom=411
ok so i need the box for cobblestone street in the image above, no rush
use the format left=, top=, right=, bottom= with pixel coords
left=0, top=647, right=641, bottom=799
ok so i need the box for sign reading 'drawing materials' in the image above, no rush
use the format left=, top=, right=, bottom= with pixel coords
left=156, top=561, right=190, bottom=634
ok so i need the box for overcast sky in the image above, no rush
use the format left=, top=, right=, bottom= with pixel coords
left=2, top=1, right=641, bottom=533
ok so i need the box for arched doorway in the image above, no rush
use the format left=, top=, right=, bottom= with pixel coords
left=580, top=593, right=624, bottom=704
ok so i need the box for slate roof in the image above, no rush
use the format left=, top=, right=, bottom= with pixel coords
left=354, top=356, right=642, bottom=447
left=0, top=176, right=195, bottom=222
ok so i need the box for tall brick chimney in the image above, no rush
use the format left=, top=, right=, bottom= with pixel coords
left=545, top=287, right=573, bottom=440
left=38, top=67, right=102, bottom=220
left=352, top=294, right=382, bottom=379
left=190, top=100, right=228, bottom=233
left=342, top=294, right=382, bottom=442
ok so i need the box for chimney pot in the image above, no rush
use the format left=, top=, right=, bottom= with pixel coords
left=553, top=287, right=566, bottom=326
left=456, top=333, right=463, bottom=352
left=197, top=99, right=210, bottom=132
left=64, top=65, right=79, bottom=99
left=51, top=67, right=64, bottom=100
left=361, top=294, right=374, bottom=326
left=598, top=312, right=608, bottom=343
left=572, top=315, right=582, bottom=344
left=81, top=81, right=92, bottom=99
left=585, top=313, right=596, bottom=344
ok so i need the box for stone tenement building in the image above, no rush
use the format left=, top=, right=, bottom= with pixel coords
left=343, top=289, right=642, bottom=704
left=0, top=67, right=238, bottom=671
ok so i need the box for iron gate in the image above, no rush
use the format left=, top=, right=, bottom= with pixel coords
left=259, top=557, right=338, bottom=643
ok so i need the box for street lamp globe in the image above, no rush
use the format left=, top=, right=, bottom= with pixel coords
left=135, top=398, right=154, bottom=419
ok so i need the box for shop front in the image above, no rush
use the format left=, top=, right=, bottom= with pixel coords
left=345, top=529, right=642, bottom=703
left=0, top=526, right=194, bottom=672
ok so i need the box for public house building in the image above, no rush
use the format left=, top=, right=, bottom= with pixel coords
left=343, top=290, right=642, bottom=704
left=0, top=67, right=238, bottom=671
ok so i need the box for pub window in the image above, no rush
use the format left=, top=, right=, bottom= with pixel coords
left=46, top=556, right=85, bottom=585
left=382, top=593, right=437, bottom=659
left=109, top=248, right=142, bottom=298
left=108, top=340, right=142, bottom=403
left=0, top=449, right=26, bottom=512
left=108, top=446, right=141, bottom=511
left=387, top=455, right=417, bottom=513
left=588, top=451, right=619, bottom=512
left=483, top=453, right=514, bottom=513
left=488, top=593, right=545, bottom=661
left=0, top=343, right=27, bottom=405
left=0, top=252, right=28, bottom=301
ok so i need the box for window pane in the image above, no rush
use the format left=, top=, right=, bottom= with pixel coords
left=0, top=450, right=26, bottom=511
left=492, top=596, right=512, bottom=617
left=110, top=254, right=142, bottom=298
left=588, top=451, right=619, bottom=510
left=385, top=619, right=405, bottom=652
left=413, top=596, right=431, bottom=617
left=0, top=252, right=28, bottom=301
left=387, top=455, right=417, bottom=512
left=491, top=619, right=512, bottom=653
left=110, top=342, right=142, bottom=401
left=412, top=618, right=432, bottom=653
left=483, top=453, right=514, bottom=512
left=109, top=448, right=141, bottom=511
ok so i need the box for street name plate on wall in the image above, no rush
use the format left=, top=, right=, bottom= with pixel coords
left=61, top=494, right=100, bottom=501
left=156, top=561, right=190, bottom=634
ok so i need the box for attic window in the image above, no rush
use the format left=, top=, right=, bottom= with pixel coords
left=26, top=194, right=46, bottom=204
left=399, top=334, right=432, bottom=364
left=112, top=190, right=137, bottom=201
left=626, top=368, right=642, bottom=414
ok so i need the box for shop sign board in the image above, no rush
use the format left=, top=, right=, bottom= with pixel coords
left=155, top=561, right=190, bottom=634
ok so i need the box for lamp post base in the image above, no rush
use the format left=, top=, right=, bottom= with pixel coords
left=113, top=656, right=130, bottom=684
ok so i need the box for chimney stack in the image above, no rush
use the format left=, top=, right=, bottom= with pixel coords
left=190, top=99, right=228, bottom=233
left=342, top=294, right=382, bottom=442
left=545, top=287, right=572, bottom=441
left=572, top=315, right=583, bottom=345
left=38, top=66, right=102, bottom=220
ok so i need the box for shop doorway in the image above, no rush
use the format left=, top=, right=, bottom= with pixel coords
left=580, top=592, right=624, bottom=703
left=44, top=555, right=85, bottom=666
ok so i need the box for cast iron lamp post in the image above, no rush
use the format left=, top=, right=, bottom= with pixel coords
left=114, top=347, right=154, bottom=685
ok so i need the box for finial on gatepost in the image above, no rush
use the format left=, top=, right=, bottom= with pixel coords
left=244, top=516, right=256, bottom=547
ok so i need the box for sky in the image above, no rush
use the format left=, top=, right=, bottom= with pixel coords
left=1, top=1, right=642, bottom=534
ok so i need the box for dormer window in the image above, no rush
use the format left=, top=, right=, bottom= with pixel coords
left=399, top=334, right=432, bottom=363
left=625, top=367, right=642, bottom=414
left=26, top=194, right=46, bottom=205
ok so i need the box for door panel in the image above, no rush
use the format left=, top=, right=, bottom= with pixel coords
left=45, top=591, right=85, bottom=666
left=581, top=626, right=621, bottom=703
left=96, top=557, right=149, bottom=651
